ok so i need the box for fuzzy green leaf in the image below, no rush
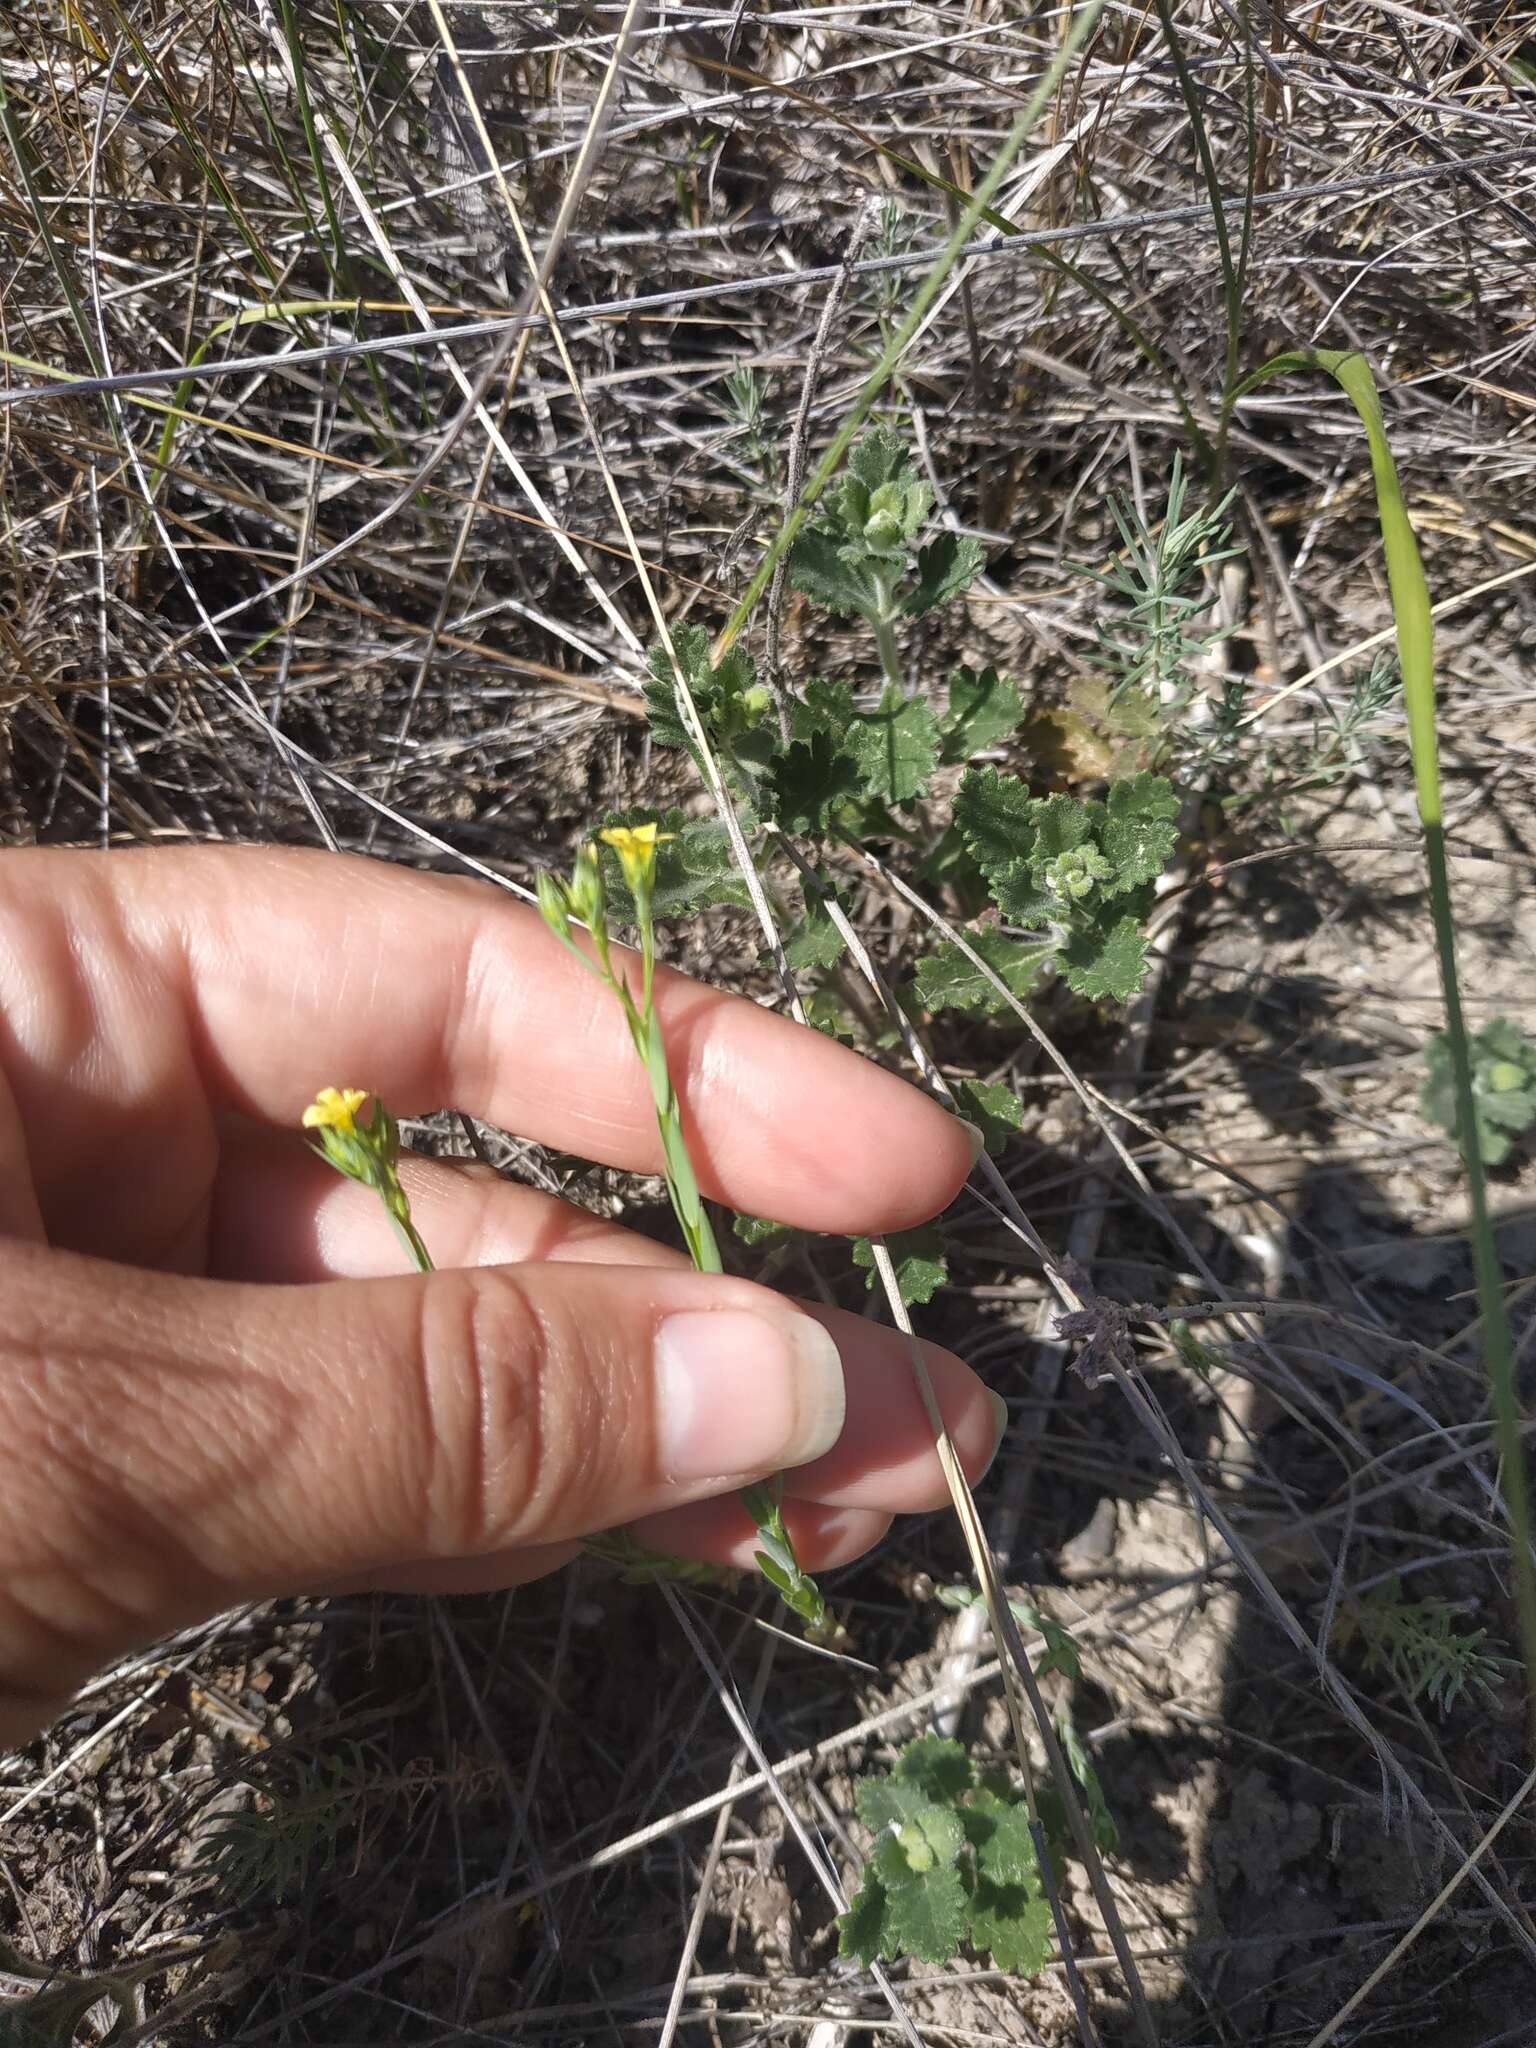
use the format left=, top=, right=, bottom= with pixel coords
left=904, top=531, right=986, bottom=617
left=781, top=905, right=847, bottom=970
left=967, top=1871, right=1052, bottom=1975
left=850, top=686, right=941, bottom=803
left=972, top=1802, right=1041, bottom=1886
left=913, top=931, right=1048, bottom=1018
left=951, top=1077, right=1024, bottom=1155
left=954, top=764, right=1035, bottom=880
left=940, top=665, right=1027, bottom=763
left=768, top=730, right=864, bottom=835
left=851, top=1223, right=947, bottom=1305
left=598, top=808, right=750, bottom=922
left=733, top=1212, right=793, bottom=1247
left=857, top=1775, right=942, bottom=1835
left=1423, top=1017, right=1536, bottom=1166
left=1060, top=911, right=1150, bottom=1003
left=787, top=527, right=878, bottom=618
left=837, top=1873, right=887, bottom=1966
left=848, top=424, right=909, bottom=493
left=1099, top=772, right=1180, bottom=894
left=894, top=1734, right=974, bottom=1804
left=884, top=1864, right=970, bottom=1965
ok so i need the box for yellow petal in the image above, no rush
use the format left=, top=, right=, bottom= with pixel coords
left=302, top=1086, right=368, bottom=1131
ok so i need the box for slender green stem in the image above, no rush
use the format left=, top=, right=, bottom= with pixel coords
left=1237, top=347, right=1536, bottom=1748
left=873, top=611, right=904, bottom=694
left=390, top=1213, right=434, bottom=1274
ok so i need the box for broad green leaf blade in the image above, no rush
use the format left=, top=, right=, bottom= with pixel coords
left=894, top=1734, right=974, bottom=1803
left=1099, top=772, right=1180, bottom=894
left=883, top=1865, right=969, bottom=1965
left=951, top=1077, right=1024, bottom=1156
left=850, top=685, right=941, bottom=803
left=940, top=664, right=1027, bottom=763
left=913, top=930, right=1049, bottom=1018
left=954, top=764, right=1036, bottom=880
left=851, top=1224, right=947, bottom=1305
left=768, top=730, right=864, bottom=835
left=904, top=531, right=986, bottom=617
left=1060, top=911, right=1149, bottom=1003
left=848, top=423, right=909, bottom=492
left=967, top=1873, right=1052, bottom=1974
left=781, top=905, right=847, bottom=970
left=837, top=1873, right=887, bottom=1965
left=972, top=1803, right=1040, bottom=1886
left=787, top=527, right=878, bottom=617
left=856, top=1776, right=943, bottom=1835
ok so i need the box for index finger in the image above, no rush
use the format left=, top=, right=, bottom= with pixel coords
left=9, top=846, right=975, bottom=1236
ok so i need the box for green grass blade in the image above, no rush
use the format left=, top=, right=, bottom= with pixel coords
left=1239, top=346, right=1536, bottom=1746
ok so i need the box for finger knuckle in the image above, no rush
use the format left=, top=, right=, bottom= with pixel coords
left=410, top=1268, right=608, bottom=1554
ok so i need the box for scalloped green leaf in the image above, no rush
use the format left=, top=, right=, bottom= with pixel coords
left=940, top=665, right=1027, bottom=763
left=848, top=423, right=909, bottom=493
left=787, top=528, right=877, bottom=617
left=1059, top=911, right=1149, bottom=1003
left=967, top=1872, right=1052, bottom=1974
left=894, top=1735, right=974, bottom=1804
left=884, top=1864, right=969, bottom=1965
left=850, top=686, right=941, bottom=803
left=851, top=1223, right=947, bottom=1305
left=913, top=931, right=1049, bottom=1018
left=904, top=530, right=986, bottom=617
left=1100, top=772, right=1180, bottom=894
left=951, top=1077, right=1024, bottom=1155
left=768, top=730, right=863, bottom=835
left=781, top=904, right=847, bottom=970
left=837, top=1873, right=887, bottom=1966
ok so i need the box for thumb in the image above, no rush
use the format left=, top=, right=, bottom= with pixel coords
left=0, top=1241, right=845, bottom=1735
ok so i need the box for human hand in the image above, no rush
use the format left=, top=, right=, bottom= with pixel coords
left=0, top=847, right=1002, bottom=1745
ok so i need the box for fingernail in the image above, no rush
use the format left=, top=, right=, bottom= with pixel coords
left=954, top=1115, right=986, bottom=1165
left=655, top=1309, right=847, bottom=1483
left=984, top=1390, right=1009, bottom=1474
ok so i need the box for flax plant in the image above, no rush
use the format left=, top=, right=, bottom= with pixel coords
left=538, top=823, right=842, bottom=1644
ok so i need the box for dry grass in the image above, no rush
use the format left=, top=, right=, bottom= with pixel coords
left=5, top=2, right=1536, bottom=2042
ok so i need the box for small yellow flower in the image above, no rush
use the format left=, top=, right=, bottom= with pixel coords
left=302, top=1086, right=369, bottom=1134
left=599, top=821, right=675, bottom=892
